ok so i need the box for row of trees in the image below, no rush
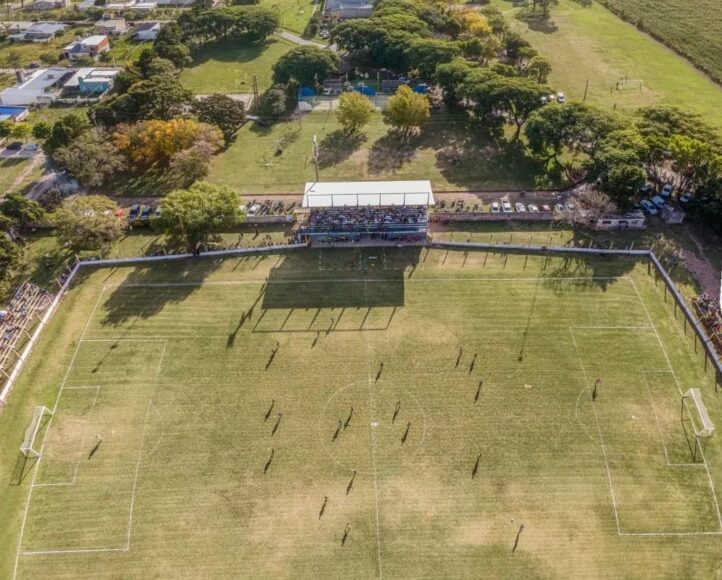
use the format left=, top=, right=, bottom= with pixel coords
left=176, top=5, right=279, bottom=44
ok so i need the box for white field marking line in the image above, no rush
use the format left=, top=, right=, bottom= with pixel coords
left=569, top=327, right=622, bottom=536
left=32, top=386, right=102, bottom=489
left=642, top=373, right=701, bottom=468
left=619, top=530, right=722, bottom=537
left=629, top=278, right=722, bottom=529
left=573, top=387, right=597, bottom=445
left=102, top=276, right=627, bottom=289
left=80, top=339, right=168, bottom=343
left=20, top=547, right=129, bottom=556
left=13, top=286, right=106, bottom=580
left=572, top=326, right=653, bottom=330
left=362, top=276, right=383, bottom=580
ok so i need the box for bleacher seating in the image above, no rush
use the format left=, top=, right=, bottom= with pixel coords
left=0, top=283, right=51, bottom=373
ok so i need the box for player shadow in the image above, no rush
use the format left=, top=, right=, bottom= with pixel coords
left=227, top=285, right=266, bottom=347
left=99, top=258, right=225, bottom=326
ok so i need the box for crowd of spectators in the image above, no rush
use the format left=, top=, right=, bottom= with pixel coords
left=693, top=293, right=722, bottom=350
left=306, top=206, right=428, bottom=233
left=0, top=283, right=51, bottom=370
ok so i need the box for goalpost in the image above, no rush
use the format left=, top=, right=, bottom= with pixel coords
left=20, top=405, right=53, bottom=458
left=682, top=389, right=715, bottom=462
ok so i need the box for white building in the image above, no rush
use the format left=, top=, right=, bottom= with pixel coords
left=134, top=21, right=161, bottom=40
left=594, top=211, right=646, bottom=231
left=62, top=35, right=110, bottom=60
left=0, top=67, right=72, bottom=106
left=62, top=67, right=121, bottom=96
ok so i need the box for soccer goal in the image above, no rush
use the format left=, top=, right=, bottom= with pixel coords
left=682, top=389, right=715, bottom=461
left=20, top=405, right=53, bottom=457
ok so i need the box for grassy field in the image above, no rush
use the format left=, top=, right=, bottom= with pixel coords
left=0, top=28, right=91, bottom=68
left=180, top=38, right=294, bottom=94
left=595, top=0, right=722, bottom=83
left=2, top=248, right=722, bottom=578
left=260, top=0, right=320, bottom=35
left=209, top=111, right=550, bottom=193
left=491, top=0, right=722, bottom=131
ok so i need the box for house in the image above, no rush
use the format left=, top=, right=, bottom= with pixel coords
left=8, top=22, right=67, bottom=42
left=63, top=35, right=110, bottom=60
left=155, top=0, right=194, bottom=6
left=134, top=20, right=161, bottom=40
left=28, top=0, right=68, bottom=10
left=94, top=18, right=127, bottom=36
left=2, top=21, right=34, bottom=34
left=133, top=2, right=157, bottom=10
left=323, top=0, right=372, bottom=19
left=0, top=67, right=72, bottom=106
left=62, top=67, right=121, bottom=96
left=594, top=211, right=646, bottom=231
left=104, top=0, right=135, bottom=9
left=76, top=0, right=97, bottom=9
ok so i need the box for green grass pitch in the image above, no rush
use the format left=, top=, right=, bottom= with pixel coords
left=3, top=248, right=722, bottom=579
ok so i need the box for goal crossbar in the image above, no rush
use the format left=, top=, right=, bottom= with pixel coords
left=683, top=389, right=714, bottom=438
left=20, top=405, right=53, bottom=457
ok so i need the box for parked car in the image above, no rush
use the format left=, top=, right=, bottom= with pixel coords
left=490, top=201, right=500, bottom=213
left=556, top=92, right=566, bottom=103
left=679, top=192, right=693, bottom=204
left=515, top=202, right=526, bottom=212
left=651, top=195, right=666, bottom=209
left=540, top=204, right=551, bottom=212
left=24, top=143, right=39, bottom=151
left=527, top=203, right=539, bottom=212
left=548, top=94, right=556, bottom=102
left=640, top=182, right=653, bottom=195
left=661, top=183, right=673, bottom=198
left=564, top=201, right=576, bottom=211
left=6, top=142, right=23, bottom=150
left=154, top=206, right=162, bottom=218
left=554, top=203, right=565, bottom=212
left=640, top=199, right=658, bottom=215
left=128, top=204, right=140, bottom=220
left=501, top=200, right=513, bottom=213
left=140, top=205, right=152, bottom=220
left=248, top=203, right=261, bottom=216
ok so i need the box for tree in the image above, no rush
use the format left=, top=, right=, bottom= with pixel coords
left=526, top=55, right=552, bottom=84
left=144, top=58, right=179, bottom=78
left=336, top=92, right=374, bottom=133
left=32, top=122, right=52, bottom=141
left=667, top=135, right=720, bottom=194
left=192, top=94, right=246, bottom=144
left=591, top=129, right=648, bottom=209
left=9, top=122, right=32, bottom=142
left=113, top=119, right=223, bottom=169
left=0, top=236, right=21, bottom=299
left=153, top=23, right=192, bottom=68
left=273, top=46, right=339, bottom=86
left=435, top=58, right=475, bottom=106
left=404, top=38, right=460, bottom=81
left=160, top=182, right=241, bottom=251
left=258, top=86, right=288, bottom=118
left=54, top=195, right=126, bottom=251
left=43, top=114, right=91, bottom=155
left=382, top=85, right=430, bottom=136
left=0, top=193, right=45, bottom=229
left=53, top=129, right=125, bottom=187
left=167, top=143, right=216, bottom=188
left=93, top=76, right=193, bottom=124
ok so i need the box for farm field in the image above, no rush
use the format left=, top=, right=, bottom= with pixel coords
left=2, top=248, right=722, bottom=579
left=208, top=111, right=549, bottom=193
left=491, top=0, right=722, bottom=131
left=180, top=38, right=293, bottom=94
left=595, top=0, right=722, bottom=83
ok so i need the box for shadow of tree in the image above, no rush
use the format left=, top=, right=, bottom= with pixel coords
left=515, top=11, right=559, bottom=33
left=318, top=130, right=367, bottom=169
left=367, top=132, right=422, bottom=174
left=99, top=258, right=225, bottom=326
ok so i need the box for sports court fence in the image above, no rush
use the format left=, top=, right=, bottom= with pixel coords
left=1, top=241, right=720, bottom=411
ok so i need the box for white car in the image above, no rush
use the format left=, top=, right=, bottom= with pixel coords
left=679, top=192, right=693, bottom=204
left=651, top=195, right=666, bottom=209
left=554, top=203, right=565, bottom=212
left=515, top=202, right=526, bottom=212
left=661, top=183, right=673, bottom=198
left=564, top=201, right=576, bottom=211
left=247, top=203, right=261, bottom=216
left=502, top=200, right=513, bottom=213
left=640, top=199, right=658, bottom=215
left=556, top=92, right=566, bottom=103
left=527, top=203, right=539, bottom=212
left=491, top=201, right=500, bottom=213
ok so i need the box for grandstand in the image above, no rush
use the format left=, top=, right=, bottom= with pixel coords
left=297, top=180, right=434, bottom=246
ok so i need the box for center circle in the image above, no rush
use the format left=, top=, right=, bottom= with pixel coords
left=319, top=381, right=426, bottom=474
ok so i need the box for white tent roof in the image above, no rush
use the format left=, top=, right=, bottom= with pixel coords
left=303, top=181, right=434, bottom=208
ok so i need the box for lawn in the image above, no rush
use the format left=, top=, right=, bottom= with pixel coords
left=0, top=28, right=91, bottom=68
left=209, top=111, right=551, bottom=193
left=260, top=0, right=321, bottom=35
left=2, top=248, right=722, bottom=579
left=491, top=0, right=722, bottom=131
left=595, top=0, right=722, bottom=84
left=180, top=38, right=294, bottom=94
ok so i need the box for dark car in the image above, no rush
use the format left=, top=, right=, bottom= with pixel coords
left=140, top=205, right=152, bottom=220
left=7, top=142, right=23, bottom=151
left=128, top=204, right=141, bottom=220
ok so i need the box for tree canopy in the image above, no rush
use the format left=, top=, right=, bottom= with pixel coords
left=272, top=46, right=339, bottom=86
left=54, top=195, right=126, bottom=252
left=382, top=85, right=430, bottom=135
left=336, top=92, right=375, bottom=133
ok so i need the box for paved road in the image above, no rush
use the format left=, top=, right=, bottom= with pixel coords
left=275, top=30, right=329, bottom=50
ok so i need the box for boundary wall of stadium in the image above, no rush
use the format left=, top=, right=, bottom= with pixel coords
left=0, top=241, right=719, bottom=411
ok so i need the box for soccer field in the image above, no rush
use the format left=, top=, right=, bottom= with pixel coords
left=3, top=248, right=722, bottom=579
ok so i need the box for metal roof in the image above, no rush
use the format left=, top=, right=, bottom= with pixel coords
left=302, top=181, right=434, bottom=208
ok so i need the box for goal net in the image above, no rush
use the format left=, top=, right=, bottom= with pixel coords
left=20, top=405, right=53, bottom=457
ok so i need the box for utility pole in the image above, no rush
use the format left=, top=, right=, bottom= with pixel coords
left=251, top=75, right=259, bottom=110
left=312, top=134, right=319, bottom=182
left=582, top=79, right=589, bottom=102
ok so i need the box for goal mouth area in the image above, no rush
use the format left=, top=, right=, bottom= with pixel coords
left=683, top=389, right=715, bottom=439
left=20, top=406, right=53, bottom=458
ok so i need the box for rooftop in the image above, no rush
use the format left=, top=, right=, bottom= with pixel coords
left=303, top=180, right=434, bottom=208
left=63, top=67, right=121, bottom=88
